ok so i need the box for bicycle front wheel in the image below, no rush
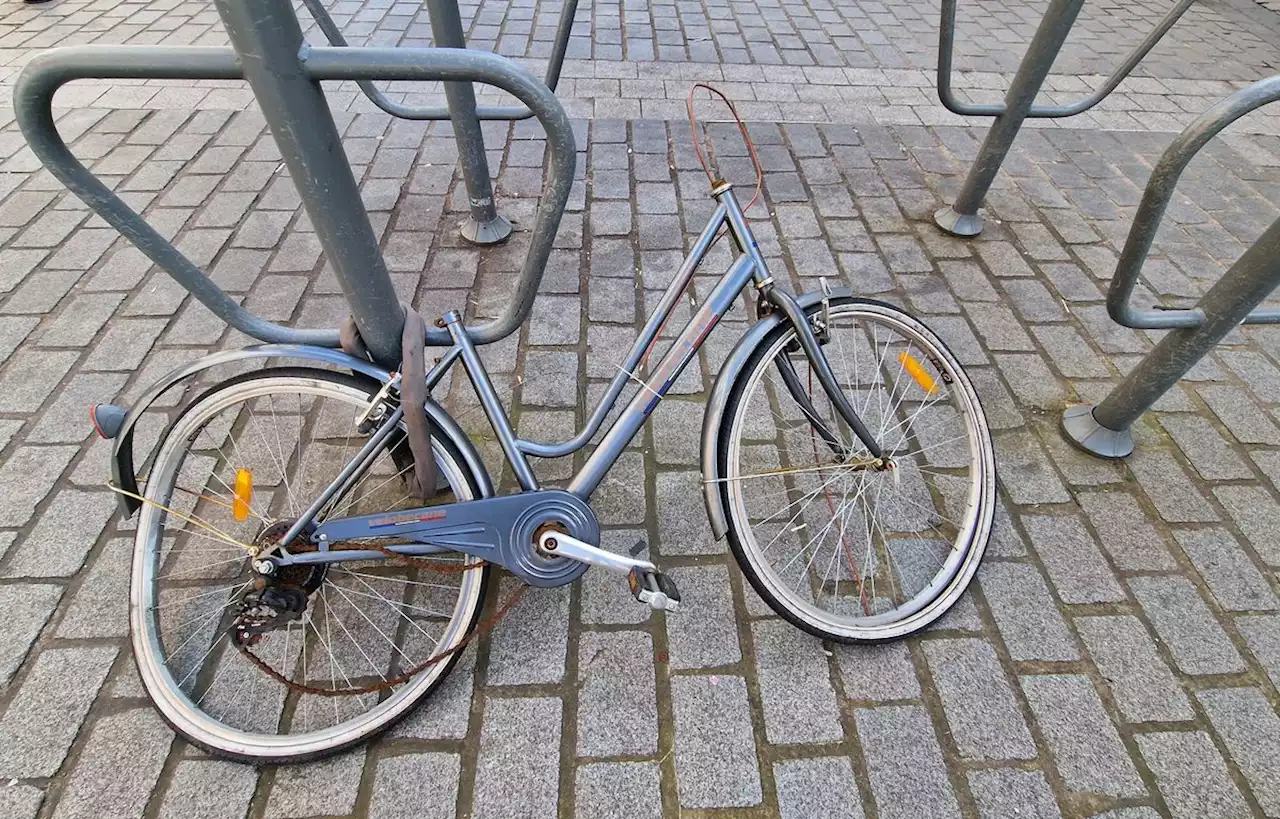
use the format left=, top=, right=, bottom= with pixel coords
left=131, top=368, right=490, bottom=763
left=718, top=298, right=995, bottom=642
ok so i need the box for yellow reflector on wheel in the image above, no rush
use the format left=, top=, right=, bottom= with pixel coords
left=899, top=352, right=938, bottom=394
left=232, top=468, right=253, bottom=522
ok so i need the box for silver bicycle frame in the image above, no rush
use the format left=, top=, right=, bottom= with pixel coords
left=274, top=182, right=880, bottom=566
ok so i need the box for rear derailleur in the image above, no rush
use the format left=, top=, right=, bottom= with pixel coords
left=230, top=520, right=326, bottom=647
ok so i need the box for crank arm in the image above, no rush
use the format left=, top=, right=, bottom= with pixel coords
left=537, top=532, right=680, bottom=612
left=536, top=531, right=657, bottom=575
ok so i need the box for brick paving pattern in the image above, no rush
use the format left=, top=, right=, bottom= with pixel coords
left=0, top=0, right=1279, bottom=817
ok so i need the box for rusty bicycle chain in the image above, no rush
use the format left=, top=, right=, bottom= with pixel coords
left=234, top=543, right=527, bottom=697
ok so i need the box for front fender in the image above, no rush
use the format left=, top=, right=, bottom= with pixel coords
left=110, top=344, right=493, bottom=515
left=700, top=288, right=850, bottom=540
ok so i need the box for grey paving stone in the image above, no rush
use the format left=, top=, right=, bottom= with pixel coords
left=751, top=620, right=843, bottom=745
left=157, top=759, right=259, bottom=819
left=650, top=399, right=703, bottom=465
left=671, top=675, right=762, bottom=809
left=968, top=769, right=1062, bottom=819
left=1020, top=674, right=1146, bottom=799
left=1127, top=449, right=1219, bottom=524
left=665, top=564, right=741, bottom=670
left=485, top=580, right=570, bottom=686
left=1214, top=485, right=1280, bottom=567
left=0, top=583, right=64, bottom=688
left=1088, top=810, right=1163, bottom=819
left=51, top=709, right=172, bottom=819
left=993, top=431, right=1070, bottom=505
left=1196, top=687, right=1280, bottom=815
left=995, top=352, right=1069, bottom=410
left=967, top=304, right=1036, bottom=351
left=57, top=538, right=130, bottom=638
left=521, top=350, right=580, bottom=408
left=1034, top=325, right=1112, bottom=378
left=368, top=753, right=459, bottom=819
left=0, top=645, right=116, bottom=778
left=1076, top=615, right=1193, bottom=723
left=855, top=705, right=961, bottom=819
left=473, top=697, right=562, bottom=819
left=390, top=645, right=477, bottom=741
left=1136, top=731, right=1251, bottom=819
left=592, top=451, right=647, bottom=525
left=577, top=630, right=658, bottom=757
left=1129, top=575, right=1247, bottom=676
left=0, top=444, right=78, bottom=527
left=834, top=640, right=920, bottom=701
left=774, top=756, right=865, bottom=819
left=1236, top=614, right=1280, bottom=690
left=1159, top=414, right=1254, bottom=481
left=1023, top=514, right=1125, bottom=604
left=0, top=784, right=43, bottom=819
left=1197, top=384, right=1280, bottom=445
left=575, top=762, right=663, bottom=819
left=1174, top=527, right=1278, bottom=612
left=999, top=278, right=1066, bottom=321
left=978, top=562, right=1079, bottom=661
left=923, top=639, right=1036, bottom=761
left=264, top=749, right=366, bottom=819
left=654, top=471, right=719, bottom=555
left=938, top=260, right=998, bottom=302
left=1077, top=490, right=1179, bottom=571
left=4, top=490, right=117, bottom=578
left=975, top=241, right=1034, bottom=277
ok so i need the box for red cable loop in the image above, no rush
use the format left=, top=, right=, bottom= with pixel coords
left=686, top=82, right=765, bottom=214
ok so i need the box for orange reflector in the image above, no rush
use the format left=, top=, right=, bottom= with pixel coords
left=232, top=468, right=253, bottom=522
left=899, top=352, right=938, bottom=394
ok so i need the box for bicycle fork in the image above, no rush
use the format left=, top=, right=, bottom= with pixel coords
left=762, top=285, right=886, bottom=463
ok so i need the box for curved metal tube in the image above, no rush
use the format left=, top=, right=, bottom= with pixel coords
left=13, top=44, right=575, bottom=349
left=1108, top=74, right=1280, bottom=330
left=937, top=0, right=1196, bottom=119
left=301, top=45, right=575, bottom=346
left=12, top=47, right=338, bottom=347
left=299, top=0, right=578, bottom=121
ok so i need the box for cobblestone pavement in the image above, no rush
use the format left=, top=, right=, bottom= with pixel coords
left=2, top=0, right=1280, bottom=818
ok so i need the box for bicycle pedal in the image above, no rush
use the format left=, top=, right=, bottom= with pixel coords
left=627, top=567, right=680, bottom=612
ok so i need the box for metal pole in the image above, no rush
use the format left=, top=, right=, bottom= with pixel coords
left=213, top=0, right=403, bottom=365
left=425, top=0, right=513, bottom=245
left=1062, top=215, right=1280, bottom=458
left=934, top=0, right=1086, bottom=237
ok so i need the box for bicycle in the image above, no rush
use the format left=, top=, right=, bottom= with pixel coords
left=52, top=76, right=998, bottom=762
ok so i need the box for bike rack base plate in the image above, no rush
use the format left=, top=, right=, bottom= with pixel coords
left=1061, top=404, right=1134, bottom=459
left=933, top=205, right=984, bottom=237
left=460, top=213, right=513, bottom=245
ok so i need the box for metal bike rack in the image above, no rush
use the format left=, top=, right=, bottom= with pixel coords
left=933, top=0, right=1198, bottom=236
left=13, top=0, right=576, bottom=368
left=300, top=0, right=579, bottom=246
left=1062, top=74, right=1280, bottom=458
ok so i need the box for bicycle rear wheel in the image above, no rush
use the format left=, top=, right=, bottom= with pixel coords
left=717, top=298, right=995, bottom=642
left=130, top=368, right=490, bottom=763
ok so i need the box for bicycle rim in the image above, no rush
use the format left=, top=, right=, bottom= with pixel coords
left=722, top=299, right=995, bottom=641
left=130, top=370, right=488, bottom=762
